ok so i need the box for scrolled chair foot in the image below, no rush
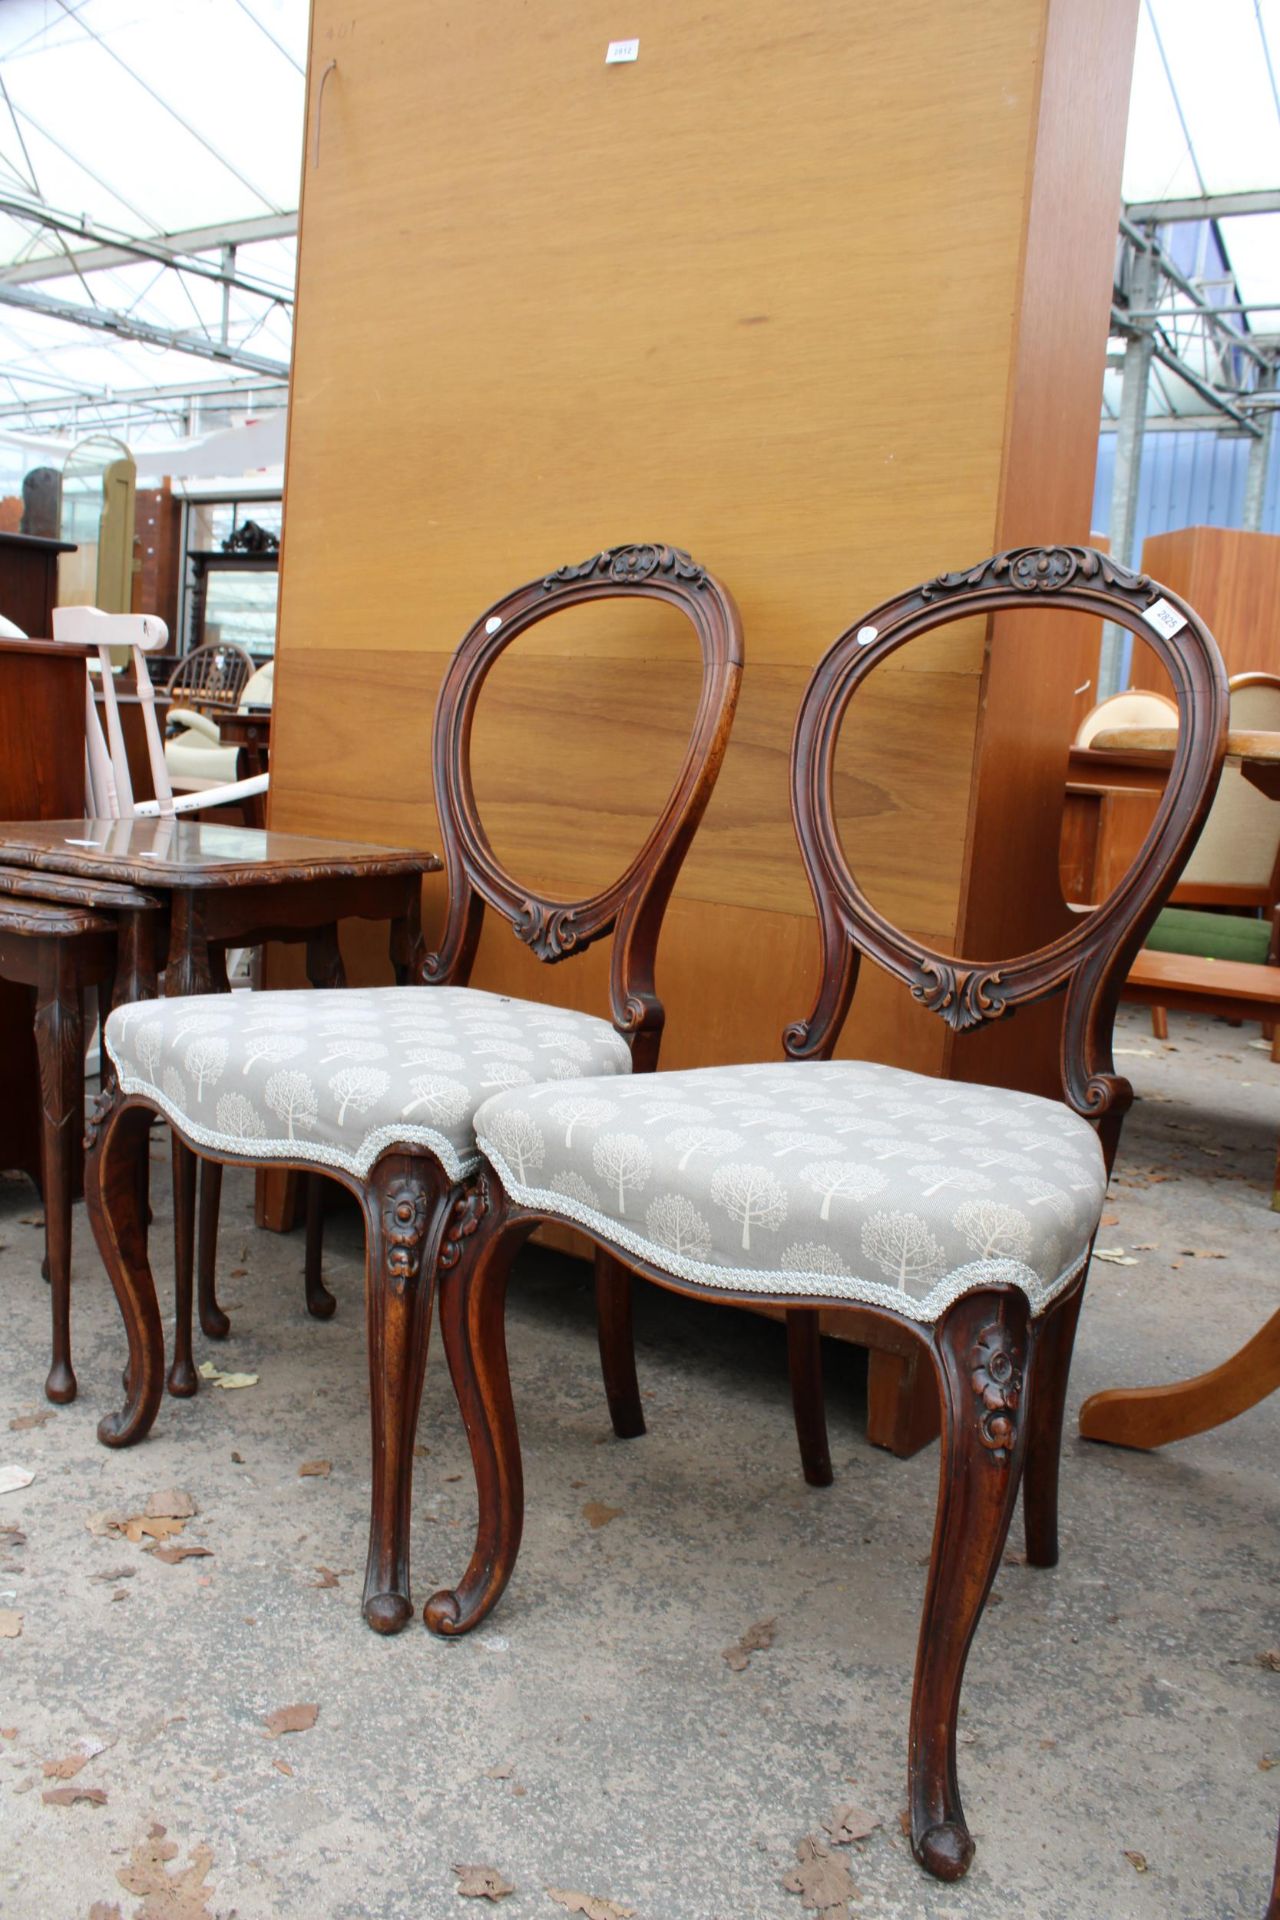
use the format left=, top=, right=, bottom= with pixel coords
left=913, top=1820, right=975, bottom=1882
left=422, top=1587, right=465, bottom=1636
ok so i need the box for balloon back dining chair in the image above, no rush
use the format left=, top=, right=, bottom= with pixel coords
left=436, top=545, right=1227, bottom=1883
left=84, top=543, right=743, bottom=1636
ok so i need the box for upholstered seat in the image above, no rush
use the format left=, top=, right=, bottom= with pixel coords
left=475, top=1059, right=1106, bottom=1320
left=105, top=985, right=632, bottom=1180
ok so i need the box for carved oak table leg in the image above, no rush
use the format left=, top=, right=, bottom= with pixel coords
left=85, top=1096, right=165, bottom=1448
left=360, top=1155, right=446, bottom=1634
left=786, top=1309, right=833, bottom=1487
left=910, top=1289, right=1032, bottom=1881
left=595, top=1248, right=645, bottom=1439
left=34, top=942, right=81, bottom=1403
left=426, top=1187, right=534, bottom=1637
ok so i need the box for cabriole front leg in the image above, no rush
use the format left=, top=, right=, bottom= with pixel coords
left=85, top=1094, right=165, bottom=1448
left=909, top=1289, right=1033, bottom=1881
left=426, top=1190, right=535, bottom=1638
left=360, top=1155, right=449, bottom=1635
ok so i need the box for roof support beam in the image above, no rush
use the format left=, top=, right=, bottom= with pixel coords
left=0, top=283, right=290, bottom=376
left=0, top=195, right=293, bottom=301
left=1125, top=188, right=1280, bottom=223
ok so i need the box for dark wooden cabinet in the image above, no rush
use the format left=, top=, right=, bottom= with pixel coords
left=0, top=531, right=76, bottom=642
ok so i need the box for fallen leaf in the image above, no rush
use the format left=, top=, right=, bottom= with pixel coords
left=1123, top=1850, right=1149, bottom=1873
left=230, top=1452, right=244, bottom=1465
left=484, top=1765, right=513, bottom=1780
left=581, top=1501, right=623, bottom=1530
left=197, top=1363, right=258, bottom=1390
left=9, top=1410, right=54, bottom=1431
left=0, top=1609, right=22, bottom=1637
left=85, top=1510, right=127, bottom=1537
left=546, top=1891, right=635, bottom=1919
left=0, top=1465, right=35, bottom=1496
left=1099, top=1213, right=1119, bottom=1227
left=148, top=1546, right=213, bottom=1566
left=263, top=1703, right=318, bottom=1739
left=1256, top=1649, right=1280, bottom=1672
left=43, top=1753, right=88, bottom=1779
left=313, top=1566, right=350, bottom=1589
left=229, top=1268, right=247, bottom=1278
left=453, top=1863, right=515, bottom=1900
left=0, top=1526, right=25, bottom=1548
left=272, top=1759, right=293, bottom=1777
left=1, top=1727, right=16, bottom=1738
left=117, top=1825, right=216, bottom=1918
left=89, top=1904, right=123, bottom=1919
left=42, top=1785, right=107, bottom=1807
left=90, top=1566, right=136, bottom=1583
left=782, top=1835, right=857, bottom=1915
left=1259, top=1753, right=1277, bottom=1770
left=298, top=1461, right=331, bottom=1479
left=723, top=1617, right=776, bottom=1672
left=123, top=1516, right=186, bottom=1544
left=1092, top=1248, right=1138, bottom=1266
left=822, top=1802, right=881, bottom=1845
left=145, top=1490, right=197, bottom=1520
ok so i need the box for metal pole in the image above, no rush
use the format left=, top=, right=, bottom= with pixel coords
left=1243, top=363, right=1276, bottom=531
left=1099, top=243, right=1157, bottom=700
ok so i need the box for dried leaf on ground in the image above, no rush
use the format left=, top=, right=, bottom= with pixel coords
left=581, top=1501, right=624, bottom=1530
left=196, top=1362, right=258, bottom=1390
left=1092, top=1248, right=1138, bottom=1266
left=272, top=1759, right=293, bottom=1777
left=313, top=1566, right=350, bottom=1589
left=9, top=1410, right=54, bottom=1431
left=42, top=1785, right=107, bottom=1807
left=453, top=1863, right=515, bottom=1900
left=484, top=1764, right=513, bottom=1780
left=149, top=1546, right=213, bottom=1566
left=0, top=1525, right=25, bottom=1547
left=546, top=1890, right=635, bottom=1919
left=43, top=1753, right=88, bottom=1779
left=1123, top=1850, right=1149, bottom=1873
left=1259, top=1753, right=1277, bottom=1770
left=723, top=1617, right=776, bottom=1671
left=117, top=1824, right=216, bottom=1918
left=0, top=1609, right=22, bottom=1637
left=782, top=1835, right=857, bottom=1915
left=0, top=1465, right=35, bottom=1496
left=1099, top=1214, right=1120, bottom=1227
left=263, top=1703, right=318, bottom=1739
left=145, top=1490, right=197, bottom=1520
left=1256, top=1649, right=1280, bottom=1672
left=298, top=1460, right=331, bottom=1478
left=90, top=1565, right=136, bottom=1583
left=822, top=1802, right=881, bottom=1845
left=89, top=1903, right=123, bottom=1919
left=124, top=1516, right=186, bottom=1544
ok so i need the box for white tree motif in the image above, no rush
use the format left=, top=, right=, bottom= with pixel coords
left=547, top=1095, right=617, bottom=1146
left=215, top=1091, right=267, bottom=1141
left=826, top=1113, right=881, bottom=1138
left=866, top=1136, right=931, bottom=1162
left=330, top=1067, right=391, bottom=1124
left=908, top=1164, right=994, bottom=1200
left=667, top=1124, right=745, bottom=1171
left=952, top=1200, right=1033, bottom=1260
left=800, top=1160, right=887, bottom=1221
left=782, top=1241, right=846, bottom=1276
left=478, top=1063, right=534, bottom=1091
left=471, top=1039, right=534, bottom=1061
left=173, top=1009, right=234, bottom=1039
left=1014, top=1177, right=1072, bottom=1221
left=264, top=1071, right=319, bottom=1138
left=767, top=1129, right=837, bottom=1160
left=861, top=1211, right=947, bottom=1287
left=400, top=1074, right=470, bottom=1124
left=637, top=1097, right=710, bottom=1128
left=403, top=1047, right=466, bottom=1071
left=241, top=1033, right=306, bottom=1076
left=183, top=1035, right=229, bottom=1099
left=550, top=1170, right=601, bottom=1209
left=135, top=1021, right=164, bottom=1082
left=592, top=1133, right=653, bottom=1215
left=645, top=1193, right=712, bottom=1259
left=710, top=1163, right=787, bottom=1251
left=317, top=1038, right=390, bottom=1067
left=484, top=1108, right=545, bottom=1182
left=161, top=1066, right=188, bottom=1110
left=961, top=1145, right=1037, bottom=1172
left=537, top=1034, right=595, bottom=1063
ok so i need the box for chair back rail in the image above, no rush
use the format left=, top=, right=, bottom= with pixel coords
left=166, top=641, right=254, bottom=714
left=786, top=545, right=1228, bottom=1150
left=425, top=543, right=743, bottom=1064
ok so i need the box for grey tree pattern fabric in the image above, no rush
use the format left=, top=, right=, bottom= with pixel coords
left=474, top=1059, right=1108, bottom=1322
left=104, top=987, right=632, bottom=1180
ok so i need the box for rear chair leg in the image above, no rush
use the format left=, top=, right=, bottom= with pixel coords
left=786, top=1309, right=833, bottom=1486
left=909, top=1289, right=1032, bottom=1881
left=304, top=1173, right=337, bottom=1318
left=595, top=1248, right=645, bottom=1438
left=1021, top=1278, right=1084, bottom=1567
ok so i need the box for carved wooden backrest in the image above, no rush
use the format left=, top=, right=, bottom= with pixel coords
left=166, top=641, right=254, bottom=712
left=425, top=544, right=744, bottom=1063
left=786, top=546, right=1229, bottom=1130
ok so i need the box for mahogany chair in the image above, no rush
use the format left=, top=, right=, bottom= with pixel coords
left=436, top=545, right=1227, bottom=1883
left=83, top=544, right=743, bottom=1635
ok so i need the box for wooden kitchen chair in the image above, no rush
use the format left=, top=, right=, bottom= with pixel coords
left=437, top=545, right=1227, bottom=1883
left=84, top=544, right=743, bottom=1635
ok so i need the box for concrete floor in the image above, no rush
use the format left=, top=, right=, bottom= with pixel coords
left=0, top=1006, right=1276, bottom=1920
